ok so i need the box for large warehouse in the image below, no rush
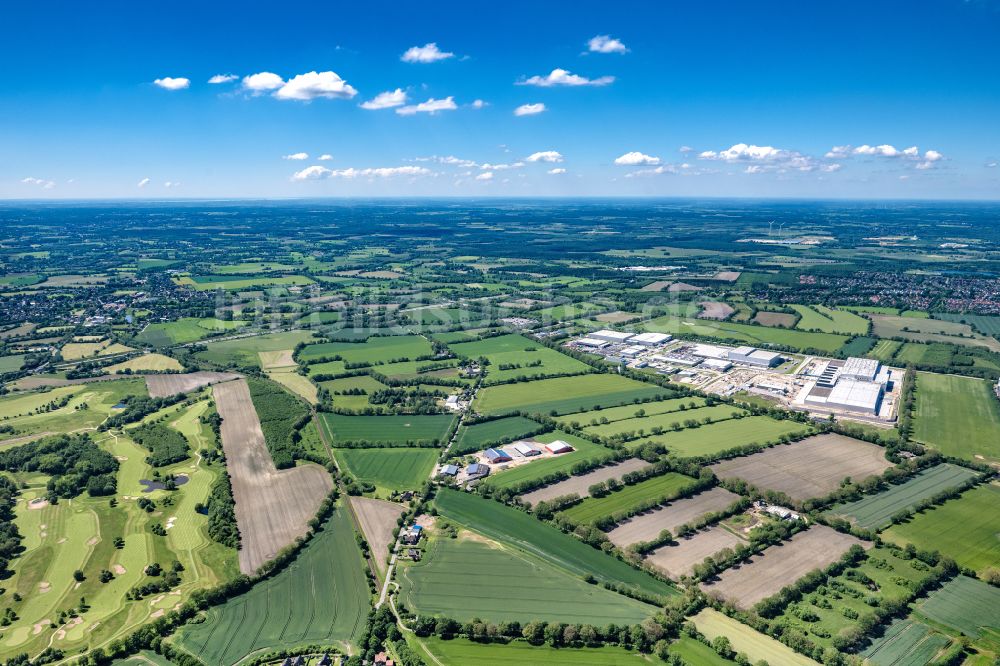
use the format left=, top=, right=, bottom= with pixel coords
left=727, top=346, right=784, bottom=368
left=590, top=329, right=635, bottom=344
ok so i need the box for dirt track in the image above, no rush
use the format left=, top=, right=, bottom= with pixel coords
left=700, top=525, right=870, bottom=608
left=213, top=379, right=333, bottom=574
left=147, top=371, right=241, bottom=397
left=606, top=486, right=742, bottom=547
left=351, top=496, right=404, bottom=578
left=519, top=458, right=651, bottom=506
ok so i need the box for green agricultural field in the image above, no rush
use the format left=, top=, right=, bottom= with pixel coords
left=581, top=404, right=747, bottom=441
left=319, top=413, right=455, bottom=445
left=884, top=483, right=1000, bottom=575
left=474, top=373, right=669, bottom=416
left=414, top=637, right=658, bottom=665
left=626, top=416, right=813, bottom=458
left=112, top=651, right=178, bottom=666
left=895, top=342, right=953, bottom=366
left=320, top=374, right=390, bottom=410
left=775, top=546, right=941, bottom=650
left=333, top=447, right=439, bottom=491
left=871, top=315, right=1000, bottom=351
left=828, top=463, right=980, bottom=530
left=195, top=330, right=315, bottom=366
left=937, top=312, right=1000, bottom=337
left=862, top=618, right=952, bottom=666
left=555, top=396, right=706, bottom=428
left=179, top=274, right=315, bottom=291
left=434, top=488, right=676, bottom=599
left=451, top=416, right=547, bottom=455
left=0, top=354, right=25, bottom=372
left=533, top=302, right=605, bottom=321
left=692, top=608, right=819, bottom=666
left=558, top=472, right=697, bottom=524
left=134, top=317, right=247, bottom=347
left=643, top=316, right=847, bottom=353
left=483, top=432, right=616, bottom=490
left=912, top=372, right=1000, bottom=462
left=299, top=334, right=432, bottom=364
left=448, top=333, right=592, bottom=384
left=868, top=339, right=902, bottom=361
left=914, top=575, right=1000, bottom=642
left=668, top=637, right=737, bottom=665
left=839, top=336, right=877, bottom=356
left=173, top=508, right=368, bottom=665
left=399, top=537, right=657, bottom=624
left=791, top=304, right=869, bottom=335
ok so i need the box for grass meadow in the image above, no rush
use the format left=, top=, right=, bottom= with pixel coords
left=319, top=413, right=455, bottom=445
left=558, top=472, right=697, bottom=524
left=913, top=372, right=1000, bottom=462
left=333, top=448, right=440, bottom=491
left=474, top=374, right=669, bottom=416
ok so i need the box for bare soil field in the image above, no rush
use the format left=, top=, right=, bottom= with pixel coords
left=699, top=301, right=736, bottom=320
left=641, top=280, right=673, bottom=292
left=646, top=525, right=745, bottom=579
left=754, top=311, right=798, bottom=328
left=146, top=371, right=241, bottom=397
left=606, top=487, right=742, bottom=547
left=713, top=271, right=742, bottom=282
left=668, top=282, right=703, bottom=292
left=700, top=525, right=870, bottom=609
left=350, top=496, right=404, bottom=579
left=709, top=434, right=892, bottom=502
left=213, top=379, right=333, bottom=574
left=519, top=458, right=652, bottom=506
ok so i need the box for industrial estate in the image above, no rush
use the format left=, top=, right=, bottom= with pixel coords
left=0, top=200, right=998, bottom=666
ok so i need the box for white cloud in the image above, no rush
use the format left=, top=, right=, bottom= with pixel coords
left=293, top=165, right=431, bottom=180
left=825, top=145, right=851, bottom=159
left=137, top=177, right=150, bottom=188
left=275, top=71, right=357, bottom=101
left=360, top=88, right=408, bottom=110
left=744, top=165, right=764, bottom=174
left=401, top=42, right=454, bottom=63
left=518, top=68, right=614, bottom=87
left=526, top=150, right=563, bottom=163
left=820, top=163, right=842, bottom=173
left=395, top=96, right=457, bottom=115
left=624, top=165, right=683, bottom=177
left=475, top=172, right=494, bottom=181
left=588, top=35, right=628, bottom=54
left=480, top=162, right=524, bottom=171
left=164, top=181, right=179, bottom=188
left=153, top=77, right=190, bottom=90
left=614, top=151, right=661, bottom=166
left=514, top=103, right=546, bottom=116
left=21, top=177, right=54, bottom=189
left=923, top=149, right=943, bottom=162
left=419, top=155, right=478, bottom=167
left=699, top=143, right=786, bottom=161
left=242, top=72, right=285, bottom=92
left=283, top=152, right=309, bottom=160
left=679, top=146, right=694, bottom=153
left=987, top=161, right=998, bottom=168
left=471, top=99, right=487, bottom=109
left=208, top=74, right=238, bottom=84
left=548, top=168, right=567, bottom=175
left=318, top=154, right=333, bottom=161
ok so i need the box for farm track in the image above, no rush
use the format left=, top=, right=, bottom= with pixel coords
left=213, top=379, right=333, bottom=574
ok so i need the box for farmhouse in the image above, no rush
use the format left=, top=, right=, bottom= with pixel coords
left=484, top=447, right=512, bottom=463
left=545, top=440, right=574, bottom=454
left=439, top=464, right=458, bottom=476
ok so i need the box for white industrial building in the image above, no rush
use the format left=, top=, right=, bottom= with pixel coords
left=576, top=337, right=611, bottom=349
left=728, top=346, right=784, bottom=368
left=701, top=358, right=733, bottom=372
left=590, top=329, right=634, bottom=344
left=804, top=377, right=884, bottom=414
left=629, top=332, right=672, bottom=347
left=620, top=345, right=645, bottom=358
left=840, top=357, right=881, bottom=382
left=691, top=344, right=730, bottom=359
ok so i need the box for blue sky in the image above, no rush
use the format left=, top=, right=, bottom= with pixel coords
left=3, top=0, right=1000, bottom=199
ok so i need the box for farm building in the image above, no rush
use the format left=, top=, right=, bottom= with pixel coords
left=545, top=440, right=574, bottom=454
left=591, top=329, right=634, bottom=343
left=512, top=441, right=540, bottom=456
left=440, top=464, right=459, bottom=476
left=484, top=447, right=512, bottom=463
left=629, top=332, right=672, bottom=346
left=465, top=463, right=490, bottom=480
left=765, top=505, right=801, bottom=521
